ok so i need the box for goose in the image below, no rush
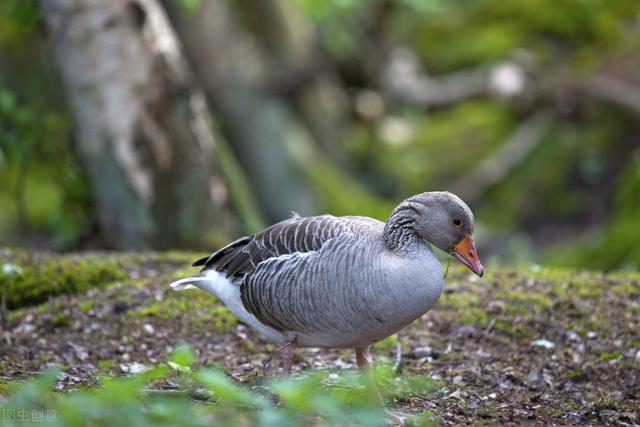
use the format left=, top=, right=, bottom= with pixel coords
left=169, top=191, right=483, bottom=411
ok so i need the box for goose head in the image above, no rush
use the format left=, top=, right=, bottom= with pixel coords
left=394, top=192, right=484, bottom=277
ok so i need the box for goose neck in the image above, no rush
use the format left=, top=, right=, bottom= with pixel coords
left=383, top=207, right=420, bottom=251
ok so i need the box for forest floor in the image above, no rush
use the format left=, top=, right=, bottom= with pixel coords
left=1, top=249, right=639, bottom=426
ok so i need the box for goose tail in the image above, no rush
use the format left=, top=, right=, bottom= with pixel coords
left=169, top=275, right=212, bottom=291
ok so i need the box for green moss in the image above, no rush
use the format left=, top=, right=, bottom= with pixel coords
left=611, top=282, right=639, bottom=296
left=599, top=351, right=622, bottom=361
left=593, top=396, right=618, bottom=412
left=493, top=289, right=551, bottom=312
left=0, top=249, right=127, bottom=308
left=152, top=251, right=207, bottom=266
left=373, top=365, right=442, bottom=402
left=374, top=334, right=398, bottom=353
left=208, top=306, right=238, bottom=334
left=129, top=292, right=237, bottom=334
left=492, top=319, right=525, bottom=337
left=78, top=301, right=94, bottom=313
left=406, top=411, right=439, bottom=427
left=441, top=292, right=489, bottom=327
left=53, top=312, right=71, bottom=328
left=97, top=359, right=117, bottom=370
left=0, top=249, right=205, bottom=309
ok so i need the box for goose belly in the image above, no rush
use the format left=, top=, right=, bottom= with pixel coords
left=295, top=317, right=418, bottom=349
left=294, top=263, right=444, bottom=349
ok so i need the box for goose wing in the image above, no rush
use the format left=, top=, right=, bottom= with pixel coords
left=193, top=215, right=383, bottom=332
left=193, top=215, right=353, bottom=278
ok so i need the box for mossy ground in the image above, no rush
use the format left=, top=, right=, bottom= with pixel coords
left=1, top=249, right=639, bottom=425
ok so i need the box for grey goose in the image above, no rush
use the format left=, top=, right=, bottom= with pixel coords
left=170, top=191, right=483, bottom=404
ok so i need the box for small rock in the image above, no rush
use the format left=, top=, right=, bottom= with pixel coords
left=333, top=358, right=353, bottom=369
left=530, top=339, right=555, bottom=349
left=120, top=362, right=150, bottom=374
left=480, top=392, right=497, bottom=400
left=239, top=363, right=254, bottom=372
left=586, top=331, right=598, bottom=339
left=447, top=389, right=463, bottom=399
left=456, top=325, right=478, bottom=338
left=453, top=375, right=464, bottom=384
left=487, top=300, right=506, bottom=314
left=413, top=346, right=437, bottom=357
left=113, top=301, right=129, bottom=314
left=13, top=323, right=35, bottom=334
left=566, top=330, right=580, bottom=341
left=67, top=341, right=89, bottom=361
left=143, top=324, right=155, bottom=335
left=475, top=347, right=491, bottom=358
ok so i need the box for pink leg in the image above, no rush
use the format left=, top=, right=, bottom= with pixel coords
left=356, top=346, right=406, bottom=425
left=356, top=346, right=373, bottom=370
left=281, top=341, right=296, bottom=377
left=356, top=346, right=383, bottom=405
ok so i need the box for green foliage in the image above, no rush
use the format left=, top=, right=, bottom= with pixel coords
left=373, top=334, right=397, bottom=353
left=174, top=0, right=202, bottom=16
left=404, top=0, right=640, bottom=72
left=298, top=0, right=640, bottom=271
left=0, top=81, right=89, bottom=246
left=356, top=101, right=515, bottom=195
left=309, top=159, right=395, bottom=221
left=0, top=0, right=39, bottom=47
left=1, top=346, right=441, bottom=427
left=0, top=0, right=638, bottom=271
left=544, top=149, right=640, bottom=270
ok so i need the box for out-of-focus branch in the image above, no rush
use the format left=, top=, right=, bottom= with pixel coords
left=384, top=47, right=529, bottom=107
left=451, top=112, right=553, bottom=203
left=578, top=75, right=640, bottom=119
left=385, top=47, right=640, bottom=121
left=238, top=0, right=350, bottom=166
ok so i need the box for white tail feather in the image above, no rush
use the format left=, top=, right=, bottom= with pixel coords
left=167, top=270, right=282, bottom=342
left=169, top=276, right=210, bottom=291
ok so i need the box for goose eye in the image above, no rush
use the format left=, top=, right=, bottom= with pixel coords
left=453, top=218, right=462, bottom=227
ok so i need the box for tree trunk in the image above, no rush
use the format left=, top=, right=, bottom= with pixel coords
left=39, top=0, right=237, bottom=249
left=161, top=0, right=317, bottom=221
left=238, top=0, right=350, bottom=166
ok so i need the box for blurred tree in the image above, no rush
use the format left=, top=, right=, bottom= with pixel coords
left=236, top=0, right=351, bottom=166
left=161, top=0, right=318, bottom=221
left=38, top=0, right=238, bottom=249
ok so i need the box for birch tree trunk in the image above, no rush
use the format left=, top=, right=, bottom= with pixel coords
left=39, top=0, right=237, bottom=249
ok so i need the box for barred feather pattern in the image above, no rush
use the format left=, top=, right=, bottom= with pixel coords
left=175, top=192, right=479, bottom=348
left=194, top=215, right=378, bottom=278
left=193, top=214, right=443, bottom=345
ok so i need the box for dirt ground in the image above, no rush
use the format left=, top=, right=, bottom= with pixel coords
left=1, top=251, right=639, bottom=426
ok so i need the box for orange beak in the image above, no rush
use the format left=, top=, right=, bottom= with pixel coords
left=453, top=234, right=484, bottom=277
